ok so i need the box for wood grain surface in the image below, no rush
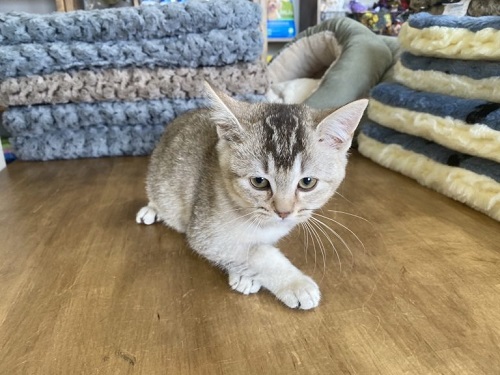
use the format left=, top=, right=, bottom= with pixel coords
left=54, top=0, right=81, bottom=11
left=0, top=152, right=499, bottom=374
left=54, top=0, right=66, bottom=11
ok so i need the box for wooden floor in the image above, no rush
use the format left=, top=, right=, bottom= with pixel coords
left=0, top=151, right=499, bottom=374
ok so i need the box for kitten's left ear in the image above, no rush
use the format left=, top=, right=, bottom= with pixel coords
left=316, top=99, right=369, bottom=149
left=203, top=81, right=244, bottom=142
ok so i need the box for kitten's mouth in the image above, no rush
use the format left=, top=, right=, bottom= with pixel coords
left=254, top=207, right=305, bottom=224
left=255, top=207, right=292, bottom=221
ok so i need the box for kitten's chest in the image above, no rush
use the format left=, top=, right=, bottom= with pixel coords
left=225, top=219, right=292, bottom=245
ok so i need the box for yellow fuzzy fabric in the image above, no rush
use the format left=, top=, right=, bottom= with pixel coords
left=399, top=22, right=500, bottom=60
left=394, top=61, right=500, bottom=102
left=368, top=99, right=500, bottom=163
left=357, top=133, right=500, bottom=222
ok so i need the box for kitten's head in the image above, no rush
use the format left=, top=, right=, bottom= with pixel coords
left=205, top=83, right=368, bottom=227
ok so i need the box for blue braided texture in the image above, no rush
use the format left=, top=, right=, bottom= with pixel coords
left=0, top=0, right=261, bottom=45
left=0, top=28, right=263, bottom=79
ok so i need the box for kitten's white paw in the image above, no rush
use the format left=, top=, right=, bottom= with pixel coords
left=229, top=273, right=261, bottom=295
left=275, top=275, right=320, bottom=310
left=136, top=206, right=158, bottom=225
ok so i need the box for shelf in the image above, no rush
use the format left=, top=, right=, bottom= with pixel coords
left=268, top=38, right=294, bottom=43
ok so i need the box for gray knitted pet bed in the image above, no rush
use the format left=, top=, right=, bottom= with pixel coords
left=0, top=29, right=262, bottom=79
left=3, top=95, right=265, bottom=134
left=6, top=94, right=265, bottom=160
left=0, top=0, right=260, bottom=45
left=0, top=0, right=267, bottom=161
left=12, top=125, right=166, bottom=160
left=4, top=98, right=206, bottom=134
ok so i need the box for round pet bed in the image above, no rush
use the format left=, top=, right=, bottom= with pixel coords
left=267, top=17, right=399, bottom=109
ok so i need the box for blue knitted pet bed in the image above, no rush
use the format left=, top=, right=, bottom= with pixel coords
left=12, top=125, right=166, bottom=160
left=0, top=0, right=260, bottom=45
left=358, top=13, right=500, bottom=221
left=4, top=98, right=204, bottom=134
left=0, top=0, right=267, bottom=161
left=0, top=29, right=262, bottom=79
left=3, top=93, right=264, bottom=160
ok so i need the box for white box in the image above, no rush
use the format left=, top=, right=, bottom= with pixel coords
left=0, top=141, right=6, bottom=171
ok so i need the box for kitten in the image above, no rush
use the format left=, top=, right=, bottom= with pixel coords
left=136, top=83, right=368, bottom=310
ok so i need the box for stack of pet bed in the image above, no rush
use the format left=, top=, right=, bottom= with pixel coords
left=0, top=0, right=267, bottom=160
left=358, top=13, right=500, bottom=221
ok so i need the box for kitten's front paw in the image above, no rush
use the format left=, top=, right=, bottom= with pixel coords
left=276, top=275, right=320, bottom=310
left=229, top=273, right=261, bottom=295
left=136, top=205, right=158, bottom=225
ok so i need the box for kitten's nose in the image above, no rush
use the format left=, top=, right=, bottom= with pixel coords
left=276, top=211, right=291, bottom=219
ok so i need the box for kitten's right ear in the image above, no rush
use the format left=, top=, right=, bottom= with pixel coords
left=315, top=99, right=369, bottom=149
left=203, top=81, right=244, bottom=142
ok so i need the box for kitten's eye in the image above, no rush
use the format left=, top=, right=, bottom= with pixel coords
left=298, top=177, right=318, bottom=191
left=250, top=177, right=270, bottom=190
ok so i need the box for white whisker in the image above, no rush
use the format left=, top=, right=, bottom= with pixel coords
left=244, top=215, right=263, bottom=265
left=333, top=191, right=353, bottom=204
left=301, top=222, right=316, bottom=273
left=313, top=212, right=366, bottom=252
left=303, top=220, right=327, bottom=278
left=326, top=209, right=371, bottom=224
left=298, top=224, right=306, bottom=263
left=301, top=222, right=316, bottom=272
left=308, top=217, right=341, bottom=273
left=219, top=210, right=259, bottom=227
left=310, top=216, right=354, bottom=269
left=301, top=223, right=310, bottom=264
left=211, top=210, right=261, bottom=238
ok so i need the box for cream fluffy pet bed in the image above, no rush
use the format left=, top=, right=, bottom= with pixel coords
left=399, top=13, right=500, bottom=60
left=394, top=52, right=500, bottom=102
left=395, top=13, right=500, bottom=101
left=359, top=122, right=500, bottom=222
left=267, top=17, right=399, bottom=108
left=358, top=13, right=500, bottom=221
left=368, top=83, right=500, bottom=162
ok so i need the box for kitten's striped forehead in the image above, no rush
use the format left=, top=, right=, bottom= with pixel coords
left=262, top=106, right=306, bottom=170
